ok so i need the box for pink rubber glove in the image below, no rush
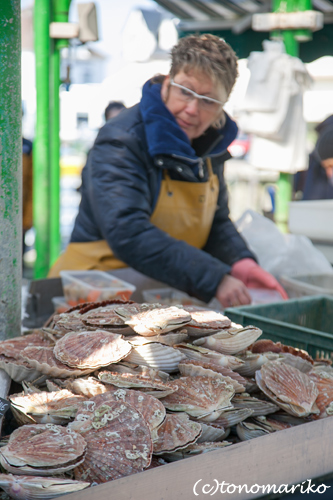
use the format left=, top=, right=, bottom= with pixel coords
left=231, top=258, right=288, bottom=300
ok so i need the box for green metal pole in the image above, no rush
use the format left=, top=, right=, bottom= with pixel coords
left=34, top=0, right=51, bottom=278
left=0, top=0, right=22, bottom=340
left=49, top=0, right=71, bottom=266
left=273, top=0, right=299, bottom=233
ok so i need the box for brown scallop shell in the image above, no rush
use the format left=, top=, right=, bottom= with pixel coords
left=58, top=377, right=109, bottom=398
left=178, top=361, right=245, bottom=393
left=308, top=370, right=333, bottom=418
left=252, top=340, right=314, bottom=365
left=175, top=343, right=244, bottom=370
left=115, top=304, right=191, bottom=336
left=193, top=326, right=262, bottom=356
left=53, top=330, right=132, bottom=369
left=21, top=346, right=94, bottom=378
left=181, top=306, right=231, bottom=336
left=89, top=387, right=166, bottom=436
left=256, top=361, right=319, bottom=417
left=9, top=389, right=87, bottom=425
left=213, top=408, right=254, bottom=427
left=178, top=359, right=247, bottom=386
left=153, top=413, right=202, bottom=454
left=69, top=396, right=152, bottom=483
left=0, top=424, right=86, bottom=475
left=0, top=474, right=90, bottom=500
left=97, top=371, right=176, bottom=398
left=161, top=376, right=235, bottom=421
left=231, top=394, right=279, bottom=416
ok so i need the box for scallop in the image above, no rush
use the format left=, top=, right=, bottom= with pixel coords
left=255, top=361, right=319, bottom=417
left=89, top=387, right=166, bottom=437
left=69, top=396, right=152, bottom=483
left=178, top=361, right=245, bottom=393
left=153, top=413, right=202, bottom=454
left=123, top=342, right=186, bottom=373
left=0, top=474, right=90, bottom=500
left=193, top=326, right=262, bottom=355
left=9, top=389, right=87, bottom=426
left=97, top=371, right=176, bottom=398
left=175, top=343, right=244, bottom=370
left=22, top=346, right=94, bottom=378
left=231, top=394, right=279, bottom=416
left=161, top=376, right=235, bottom=421
left=181, top=306, right=231, bottom=336
left=0, top=424, right=87, bottom=476
left=54, top=330, right=132, bottom=369
left=115, top=304, right=191, bottom=336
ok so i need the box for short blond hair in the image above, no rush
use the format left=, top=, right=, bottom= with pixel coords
left=170, top=34, right=238, bottom=98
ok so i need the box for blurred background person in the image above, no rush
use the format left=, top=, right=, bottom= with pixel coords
left=295, top=115, right=333, bottom=200
left=104, top=101, right=126, bottom=121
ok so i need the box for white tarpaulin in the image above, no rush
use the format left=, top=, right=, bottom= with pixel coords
left=235, top=40, right=312, bottom=173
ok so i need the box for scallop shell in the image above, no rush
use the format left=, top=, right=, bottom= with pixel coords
left=21, top=347, right=94, bottom=378
left=54, top=330, right=132, bottom=369
left=178, top=361, right=245, bottom=393
left=9, top=389, right=87, bottom=425
left=0, top=331, right=54, bottom=357
left=196, top=422, right=227, bottom=443
left=0, top=356, right=45, bottom=384
left=0, top=424, right=86, bottom=475
left=107, top=361, right=170, bottom=382
left=128, top=330, right=188, bottom=346
left=178, top=359, right=247, bottom=386
left=252, top=340, right=314, bottom=365
left=69, top=396, right=152, bottom=483
left=175, top=343, right=244, bottom=370
left=234, top=351, right=279, bottom=377
left=58, top=377, right=109, bottom=398
left=308, top=371, right=333, bottom=418
left=193, top=326, right=262, bottom=355
left=213, top=408, right=254, bottom=427
left=0, top=332, right=53, bottom=383
left=0, top=474, right=90, bottom=500
left=123, top=342, right=186, bottom=373
left=96, top=387, right=166, bottom=437
left=153, top=413, right=202, bottom=454
left=161, top=376, right=235, bottom=421
left=231, top=394, right=279, bottom=416
left=181, top=306, right=231, bottom=336
left=236, top=420, right=270, bottom=441
left=162, top=441, right=232, bottom=462
left=256, top=361, right=319, bottom=417
left=115, top=304, right=191, bottom=336
left=97, top=371, right=176, bottom=398
left=279, top=352, right=313, bottom=373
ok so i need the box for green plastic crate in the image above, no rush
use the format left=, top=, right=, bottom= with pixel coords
left=225, top=295, right=333, bottom=361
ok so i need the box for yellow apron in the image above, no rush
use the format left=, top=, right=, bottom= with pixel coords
left=48, top=158, right=219, bottom=277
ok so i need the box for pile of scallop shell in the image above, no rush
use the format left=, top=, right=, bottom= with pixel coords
left=0, top=300, right=332, bottom=499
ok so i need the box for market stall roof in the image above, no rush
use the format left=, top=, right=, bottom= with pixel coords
left=153, top=0, right=333, bottom=61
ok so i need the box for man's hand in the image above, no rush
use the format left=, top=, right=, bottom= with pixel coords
left=231, top=258, right=288, bottom=299
left=215, top=274, right=252, bottom=308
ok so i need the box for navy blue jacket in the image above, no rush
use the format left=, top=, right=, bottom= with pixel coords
left=71, top=79, right=255, bottom=302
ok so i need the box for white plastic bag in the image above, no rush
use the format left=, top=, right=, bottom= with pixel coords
left=236, top=210, right=333, bottom=278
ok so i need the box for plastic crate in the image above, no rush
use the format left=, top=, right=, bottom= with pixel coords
left=60, top=270, right=136, bottom=307
left=225, top=295, right=333, bottom=360
left=280, top=274, right=333, bottom=298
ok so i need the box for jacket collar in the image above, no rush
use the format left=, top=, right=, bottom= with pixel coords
left=139, top=78, right=238, bottom=165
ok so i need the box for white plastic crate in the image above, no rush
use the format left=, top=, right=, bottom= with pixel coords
left=288, top=200, right=333, bottom=242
